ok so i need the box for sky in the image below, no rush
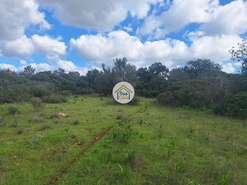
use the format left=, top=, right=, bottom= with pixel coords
left=0, top=0, right=247, bottom=75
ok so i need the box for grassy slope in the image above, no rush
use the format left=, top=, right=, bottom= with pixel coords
left=0, top=96, right=246, bottom=185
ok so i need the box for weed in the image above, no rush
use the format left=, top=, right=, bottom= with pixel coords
left=166, top=140, right=177, bottom=159
left=116, top=115, right=123, bottom=120
left=243, top=121, right=247, bottom=128
left=64, top=128, right=70, bottom=132
left=0, top=117, right=6, bottom=127
left=73, top=120, right=80, bottom=125
left=11, top=119, right=18, bottom=128
left=186, top=127, right=195, bottom=138
left=112, top=124, right=133, bottom=144
left=117, top=164, right=129, bottom=178
left=49, top=113, right=59, bottom=119
left=237, top=146, right=247, bottom=156
left=218, top=172, right=231, bottom=185
left=53, top=120, right=60, bottom=124
left=138, top=119, right=144, bottom=125
left=175, top=162, right=186, bottom=173
left=16, top=128, right=24, bottom=135
left=124, top=150, right=135, bottom=164
left=130, top=154, right=143, bottom=169
left=40, top=124, right=51, bottom=131
left=225, top=134, right=232, bottom=141
left=8, top=106, right=19, bottom=115
left=167, top=149, right=175, bottom=159
left=33, top=116, right=43, bottom=123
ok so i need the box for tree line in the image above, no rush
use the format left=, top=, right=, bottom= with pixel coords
left=1, top=40, right=247, bottom=118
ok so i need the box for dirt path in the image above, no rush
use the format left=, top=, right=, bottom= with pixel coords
left=46, top=108, right=143, bottom=185
left=46, top=125, right=113, bottom=185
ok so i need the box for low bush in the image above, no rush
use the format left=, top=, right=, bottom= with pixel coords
left=8, top=106, right=19, bottom=115
left=226, top=91, right=247, bottom=119
left=31, top=87, right=50, bottom=98
left=42, top=94, right=68, bottom=103
left=128, top=96, right=140, bottom=106
left=30, top=98, right=43, bottom=111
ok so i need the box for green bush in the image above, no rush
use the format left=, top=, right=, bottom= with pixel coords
left=226, top=91, right=247, bottom=119
left=128, top=96, right=140, bottom=106
left=30, top=98, right=43, bottom=111
left=8, top=106, right=19, bottom=115
left=42, top=94, right=68, bottom=103
left=31, top=87, right=50, bottom=98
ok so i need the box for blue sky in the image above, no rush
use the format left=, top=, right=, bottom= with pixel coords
left=0, top=0, right=247, bottom=74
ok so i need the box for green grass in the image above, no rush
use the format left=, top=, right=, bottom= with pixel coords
left=0, top=95, right=246, bottom=185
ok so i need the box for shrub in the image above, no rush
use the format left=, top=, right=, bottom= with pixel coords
left=128, top=96, right=140, bottom=106
left=0, top=117, right=6, bottom=127
left=8, top=106, right=19, bottom=115
left=31, top=87, right=50, bottom=98
left=30, top=98, right=43, bottom=111
left=73, top=120, right=80, bottom=125
left=42, top=94, right=68, bottom=103
left=40, top=124, right=51, bottom=131
left=226, top=91, right=247, bottom=119
left=16, top=128, right=24, bottom=135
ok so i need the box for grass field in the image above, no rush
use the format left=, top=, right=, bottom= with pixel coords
left=0, top=95, right=246, bottom=185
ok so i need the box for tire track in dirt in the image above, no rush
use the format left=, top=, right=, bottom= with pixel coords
left=46, top=108, right=144, bottom=185
left=46, top=125, right=113, bottom=185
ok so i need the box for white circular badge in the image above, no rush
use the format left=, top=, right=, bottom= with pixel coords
left=112, top=82, right=135, bottom=104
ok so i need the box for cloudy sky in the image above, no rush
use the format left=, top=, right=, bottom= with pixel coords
left=0, top=0, right=247, bottom=74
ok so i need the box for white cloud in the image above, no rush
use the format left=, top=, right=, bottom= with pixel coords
left=70, top=31, right=190, bottom=68
left=1, top=35, right=67, bottom=59
left=138, top=0, right=218, bottom=38
left=0, top=0, right=51, bottom=41
left=189, top=34, right=243, bottom=63
left=20, top=60, right=27, bottom=65
left=138, top=0, right=247, bottom=39
left=0, top=64, right=17, bottom=71
left=200, top=0, right=247, bottom=35
left=1, top=36, right=34, bottom=58
left=222, top=62, right=242, bottom=73
left=38, top=0, right=160, bottom=31
left=56, top=60, right=89, bottom=75
left=70, top=31, right=144, bottom=67
left=31, top=35, right=67, bottom=59
left=70, top=30, right=244, bottom=70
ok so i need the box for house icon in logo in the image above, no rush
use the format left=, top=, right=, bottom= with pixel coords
left=114, top=84, right=133, bottom=100
left=112, top=82, right=135, bottom=104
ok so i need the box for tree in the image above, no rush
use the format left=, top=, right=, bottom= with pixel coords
left=137, top=62, right=169, bottom=82
left=113, top=57, right=136, bottom=83
left=229, top=39, right=247, bottom=76
left=136, top=62, right=169, bottom=97
left=20, top=65, right=35, bottom=77
left=136, top=67, right=153, bottom=82
left=86, top=69, right=100, bottom=89
left=169, top=67, right=190, bottom=81
left=148, top=62, right=169, bottom=77
left=184, top=59, right=222, bottom=79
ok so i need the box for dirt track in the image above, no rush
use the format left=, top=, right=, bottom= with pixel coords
left=46, top=126, right=113, bottom=185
